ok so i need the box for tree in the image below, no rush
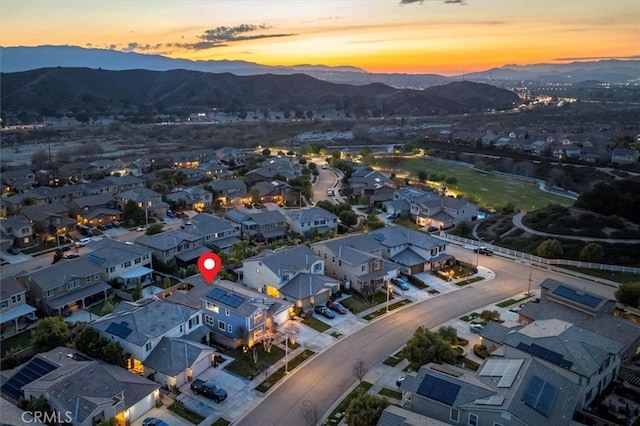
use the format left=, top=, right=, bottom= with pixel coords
left=100, top=298, right=116, bottom=315
left=453, top=221, right=472, bottom=238
left=73, top=326, right=105, bottom=358
left=132, top=282, right=143, bottom=301
left=351, top=359, right=367, bottom=383
left=579, top=243, right=604, bottom=263
left=345, top=392, right=389, bottom=426
left=437, top=325, right=459, bottom=346
left=184, top=264, right=198, bottom=277
left=229, top=240, right=252, bottom=261
left=102, top=341, right=128, bottom=367
left=536, top=239, right=564, bottom=258
left=122, top=200, right=144, bottom=226
left=174, top=171, right=187, bottom=188
left=30, top=317, right=70, bottom=352
left=262, top=148, right=271, bottom=157
left=614, top=282, right=640, bottom=308
left=416, top=170, right=428, bottom=183
left=248, top=189, right=261, bottom=205
left=31, top=149, right=49, bottom=169
left=404, top=326, right=457, bottom=366
left=480, top=310, right=501, bottom=323
left=145, top=223, right=164, bottom=235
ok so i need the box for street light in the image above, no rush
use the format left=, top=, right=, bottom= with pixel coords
left=527, top=262, right=533, bottom=296
left=386, top=282, right=393, bottom=313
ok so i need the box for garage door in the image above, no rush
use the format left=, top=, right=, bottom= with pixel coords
left=410, top=264, right=425, bottom=275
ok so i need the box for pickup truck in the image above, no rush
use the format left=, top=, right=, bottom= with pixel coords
left=190, top=379, right=227, bottom=402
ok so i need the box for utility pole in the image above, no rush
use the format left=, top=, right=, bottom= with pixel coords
left=527, top=262, right=533, bottom=296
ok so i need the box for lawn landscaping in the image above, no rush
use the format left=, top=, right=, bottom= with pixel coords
left=340, top=291, right=391, bottom=314
left=363, top=299, right=412, bottom=320
left=302, top=315, right=331, bottom=332
left=455, top=276, right=484, bottom=287
left=224, top=345, right=285, bottom=379
left=383, top=355, right=404, bottom=367
left=460, top=312, right=480, bottom=322
left=496, top=294, right=533, bottom=308
left=255, top=349, right=315, bottom=393
left=461, top=357, right=481, bottom=371
left=428, top=289, right=440, bottom=295
left=323, top=381, right=373, bottom=425
left=210, top=419, right=231, bottom=426
left=1, top=330, right=32, bottom=358
left=375, top=156, right=573, bottom=212
left=378, top=387, right=403, bottom=400
left=330, top=331, right=343, bottom=339
left=168, top=401, right=205, bottom=424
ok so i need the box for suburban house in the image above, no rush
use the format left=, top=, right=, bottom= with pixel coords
left=20, top=202, right=75, bottom=243
left=33, top=185, right=84, bottom=204
left=1, top=191, right=49, bottom=214
left=17, top=258, right=110, bottom=315
left=399, top=360, right=580, bottom=426
left=250, top=180, right=294, bottom=205
left=1, top=169, right=35, bottom=194
left=199, top=278, right=291, bottom=348
left=134, top=230, right=205, bottom=266
left=610, top=148, right=639, bottom=165
left=186, top=213, right=240, bottom=253
left=85, top=239, right=154, bottom=290
left=480, top=318, right=625, bottom=408
left=83, top=178, right=120, bottom=196
left=368, top=226, right=451, bottom=274
left=172, top=148, right=214, bottom=168
left=70, top=193, right=122, bottom=227
left=311, top=233, right=399, bottom=295
left=89, top=159, right=116, bottom=174
left=225, top=209, right=288, bottom=243
left=242, top=245, right=339, bottom=307
left=166, top=186, right=213, bottom=211
left=208, top=178, right=248, bottom=207
left=348, top=169, right=398, bottom=205
left=0, top=276, right=36, bottom=338
left=286, top=206, right=338, bottom=238
left=120, top=187, right=167, bottom=219
left=518, top=278, right=640, bottom=365
left=197, top=161, right=231, bottom=179
left=92, top=298, right=206, bottom=390
left=215, top=147, right=246, bottom=166
left=244, top=157, right=301, bottom=184
left=394, top=187, right=479, bottom=229
left=1, top=346, right=159, bottom=426
left=0, top=215, right=35, bottom=249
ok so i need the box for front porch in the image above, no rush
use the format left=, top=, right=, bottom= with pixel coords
left=45, top=281, right=111, bottom=316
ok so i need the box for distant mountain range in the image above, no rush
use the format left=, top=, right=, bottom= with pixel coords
left=2, top=45, right=637, bottom=87
left=0, top=67, right=520, bottom=117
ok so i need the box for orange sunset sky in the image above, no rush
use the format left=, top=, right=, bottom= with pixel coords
left=1, top=0, right=638, bottom=75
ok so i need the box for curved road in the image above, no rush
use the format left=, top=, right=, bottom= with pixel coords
left=235, top=250, right=615, bottom=425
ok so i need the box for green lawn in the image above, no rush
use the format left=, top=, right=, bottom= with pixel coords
left=1, top=330, right=32, bottom=357
left=210, top=419, right=231, bottom=426
left=383, top=355, right=403, bottom=367
left=455, top=276, right=484, bottom=287
left=496, top=294, right=533, bottom=308
left=168, top=401, right=205, bottom=424
left=375, top=157, right=573, bottom=212
left=460, top=312, right=480, bottom=322
left=363, top=299, right=411, bottom=320
left=378, top=387, right=403, bottom=400
left=323, top=381, right=373, bottom=425
left=255, top=349, right=315, bottom=393
left=224, top=346, right=285, bottom=379
left=340, top=291, right=392, bottom=314
left=302, top=316, right=331, bottom=332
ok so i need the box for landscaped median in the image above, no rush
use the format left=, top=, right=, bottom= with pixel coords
left=363, top=299, right=412, bottom=321
left=255, top=349, right=315, bottom=393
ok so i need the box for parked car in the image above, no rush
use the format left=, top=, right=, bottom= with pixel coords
left=97, top=223, right=107, bottom=231
left=7, top=246, right=20, bottom=255
left=396, top=375, right=405, bottom=387
left=314, top=305, right=336, bottom=319
left=142, top=418, right=169, bottom=426
left=390, top=277, right=410, bottom=291
left=112, top=221, right=121, bottom=227
left=327, top=300, right=348, bottom=314
left=166, top=210, right=176, bottom=218
left=470, top=324, right=484, bottom=334
left=75, top=237, right=92, bottom=247
left=473, top=247, right=493, bottom=256
left=426, top=226, right=439, bottom=233
left=136, top=225, right=148, bottom=232
left=190, top=379, right=227, bottom=402
left=105, top=222, right=113, bottom=229
left=64, top=253, right=80, bottom=259
left=327, top=188, right=334, bottom=196
left=386, top=213, right=399, bottom=220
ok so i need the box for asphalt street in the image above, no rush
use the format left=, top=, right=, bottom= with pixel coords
left=234, top=253, right=616, bottom=426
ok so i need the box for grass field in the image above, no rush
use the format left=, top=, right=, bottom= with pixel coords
left=375, top=157, right=573, bottom=212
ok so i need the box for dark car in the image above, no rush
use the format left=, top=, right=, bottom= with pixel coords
left=314, top=305, right=336, bottom=319
left=7, top=246, right=20, bottom=255
left=142, top=418, right=169, bottom=426
left=327, top=300, right=348, bottom=314
left=473, top=247, right=493, bottom=256
left=191, top=379, right=227, bottom=402
left=105, top=222, right=113, bottom=229
left=97, top=223, right=107, bottom=231
left=166, top=210, right=176, bottom=218
left=390, top=277, right=410, bottom=291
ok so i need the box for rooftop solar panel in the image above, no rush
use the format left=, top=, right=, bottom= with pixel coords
left=552, top=285, right=603, bottom=309
left=523, top=375, right=557, bottom=417
left=207, top=288, right=245, bottom=308
left=1, top=357, right=57, bottom=401
left=517, top=343, right=573, bottom=369
left=87, top=254, right=106, bottom=265
left=105, top=321, right=132, bottom=339
left=417, top=375, right=461, bottom=406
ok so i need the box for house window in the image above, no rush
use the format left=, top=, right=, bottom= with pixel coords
left=206, top=302, right=219, bottom=313
left=11, top=294, right=22, bottom=304
left=313, top=263, right=322, bottom=273
left=145, top=342, right=152, bottom=352
left=227, top=324, right=233, bottom=333
left=225, top=309, right=230, bottom=316
left=124, top=261, right=131, bottom=268
left=1, top=300, right=8, bottom=309
left=179, top=325, right=184, bottom=333
left=218, top=320, right=225, bottom=331
left=67, top=280, right=80, bottom=290
left=135, top=258, right=141, bottom=264
left=361, top=265, right=366, bottom=272
left=205, top=315, right=214, bottom=326
left=254, top=312, right=263, bottom=323
left=468, top=413, right=478, bottom=426
left=109, top=267, right=115, bottom=273
left=58, top=285, right=63, bottom=291
left=94, top=274, right=100, bottom=281
left=373, top=260, right=380, bottom=270
left=86, top=277, right=92, bottom=283
left=44, top=289, right=54, bottom=298
left=254, top=328, right=263, bottom=340
left=450, top=408, right=460, bottom=422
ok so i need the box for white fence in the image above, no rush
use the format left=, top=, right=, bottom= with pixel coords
left=440, top=233, right=640, bottom=275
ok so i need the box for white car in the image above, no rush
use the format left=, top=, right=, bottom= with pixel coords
left=136, top=225, right=148, bottom=232
left=75, top=237, right=92, bottom=247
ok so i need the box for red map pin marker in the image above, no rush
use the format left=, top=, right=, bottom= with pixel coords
left=197, top=252, right=222, bottom=284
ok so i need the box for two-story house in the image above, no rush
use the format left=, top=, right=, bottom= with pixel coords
left=92, top=298, right=207, bottom=390
left=21, top=202, right=75, bottom=243
left=166, top=186, right=213, bottom=211
left=134, top=229, right=205, bottom=266
left=215, top=147, right=246, bottom=166
left=197, top=161, right=230, bottom=179
left=120, top=187, right=167, bottom=219
left=0, top=276, right=36, bottom=338
left=85, top=239, right=154, bottom=290
left=0, top=215, right=35, bottom=249
left=369, top=226, right=451, bottom=274
left=311, top=234, right=399, bottom=295
left=18, top=258, right=110, bottom=315
left=481, top=318, right=625, bottom=408
left=242, top=245, right=339, bottom=307
left=69, top=193, right=121, bottom=227
left=33, top=185, right=84, bottom=204
left=244, top=157, right=301, bottom=184
left=226, top=209, right=288, bottom=243
left=395, top=187, right=479, bottom=229
left=1, top=169, right=35, bottom=194
left=286, top=206, right=338, bottom=238
left=208, top=178, right=247, bottom=207
left=1, top=191, right=49, bottom=214
left=250, top=180, right=294, bottom=205
left=348, top=169, right=398, bottom=205
left=610, top=148, right=639, bottom=166
left=399, top=359, right=580, bottom=426
left=186, top=213, right=240, bottom=253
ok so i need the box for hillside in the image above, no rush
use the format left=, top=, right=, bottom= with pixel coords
left=0, top=68, right=519, bottom=118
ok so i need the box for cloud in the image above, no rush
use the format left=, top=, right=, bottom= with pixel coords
left=400, top=0, right=466, bottom=4
left=171, top=23, right=296, bottom=50
left=553, top=55, right=640, bottom=61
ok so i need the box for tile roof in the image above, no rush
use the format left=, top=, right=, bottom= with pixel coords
left=369, top=226, right=443, bottom=250
left=280, top=273, right=340, bottom=299
left=27, top=258, right=103, bottom=291
left=247, top=209, right=287, bottom=226
left=246, top=245, right=320, bottom=275
left=286, top=206, right=337, bottom=223
left=1, top=276, right=26, bottom=299
left=190, top=213, right=238, bottom=234
left=135, top=230, right=202, bottom=250
left=85, top=239, right=151, bottom=267
left=143, top=337, right=213, bottom=376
